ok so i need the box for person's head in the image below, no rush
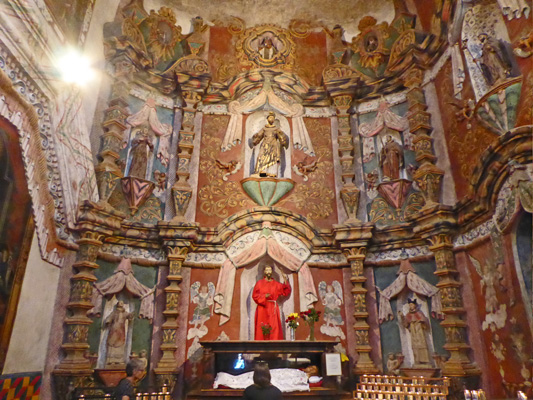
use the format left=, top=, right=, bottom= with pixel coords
left=125, top=359, right=145, bottom=381
left=407, top=298, right=417, bottom=311
left=263, top=265, right=273, bottom=279
left=267, top=112, right=275, bottom=125
left=253, top=362, right=271, bottom=388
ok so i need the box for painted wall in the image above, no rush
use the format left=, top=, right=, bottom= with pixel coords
left=2, top=234, right=60, bottom=374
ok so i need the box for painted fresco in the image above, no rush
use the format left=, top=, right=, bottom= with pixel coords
left=465, top=233, right=533, bottom=398
left=44, top=0, right=96, bottom=43
left=433, top=59, right=497, bottom=200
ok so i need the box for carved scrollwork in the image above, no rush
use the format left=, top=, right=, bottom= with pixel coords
left=174, top=57, right=209, bottom=74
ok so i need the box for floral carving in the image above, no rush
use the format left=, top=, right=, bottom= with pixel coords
left=278, top=119, right=335, bottom=220
left=198, top=117, right=253, bottom=219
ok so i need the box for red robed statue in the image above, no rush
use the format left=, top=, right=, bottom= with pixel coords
left=253, top=265, right=291, bottom=340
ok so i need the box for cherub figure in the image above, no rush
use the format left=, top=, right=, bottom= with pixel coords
left=293, top=157, right=318, bottom=181
left=187, top=281, right=215, bottom=340
left=318, top=281, right=345, bottom=340
left=216, top=159, right=242, bottom=181
left=386, top=352, right=404, bottom=375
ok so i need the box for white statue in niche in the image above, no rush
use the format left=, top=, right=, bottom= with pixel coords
left=102, top=298, right=134, bottom=366
left=319, top=281, right=346, bottom=340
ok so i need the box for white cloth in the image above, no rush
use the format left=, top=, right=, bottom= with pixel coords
left=496, top=0, right=530, bottom=19
left=377, top=259, right=443, bottom=323
left=358, top=101, right=408, bottom=138
left=88, top=258, right=155, bottom=320
left=214, top=368, right=310, bottom=392
left=451, top=44, right=465, bottom=99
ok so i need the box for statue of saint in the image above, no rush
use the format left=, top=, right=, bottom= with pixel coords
left=251, top=112, right=289, bottom=178
left=258, top=37, right=279, bottom=61
left=477, top=33, right=512, bottom=86
left=397, top=299, right=431, bottom=365
left=104, top=301, right=133, bottom=365
left=128, top=127, right=154, bottom=179
left=252, top=265, right=291, bottom=340
left=379, top=135, right=404, bottom=181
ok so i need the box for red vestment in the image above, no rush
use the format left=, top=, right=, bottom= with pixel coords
left=252, top=278, right=291, bottom=340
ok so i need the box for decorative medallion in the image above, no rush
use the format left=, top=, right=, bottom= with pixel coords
left=235, top=25, right=296, bottom=69
left=145, top=7, right=183, bottom=65
left=350, top=16, right=391, bottom=73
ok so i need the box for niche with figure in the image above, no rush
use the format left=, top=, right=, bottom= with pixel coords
left=244, top=111, right=291, bottom=179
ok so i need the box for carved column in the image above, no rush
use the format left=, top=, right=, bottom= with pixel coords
left=54, top=202, right=125, bottom=389
left=94, top=54, right=132, bottom=203
left=155, top=223, right=198, bottom=385
left=333, top=95, right=361, bottom=223
left=403, top=68, right=444, bottom=207
left=415, top=209, right=480, bottom=377
left=335, top=224, right=379, bottom=374
left=55, top=230, right=104, bottom=374
left=171, top=91, right=201, bottom=221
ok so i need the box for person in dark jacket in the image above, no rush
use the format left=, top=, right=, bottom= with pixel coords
left=242, top=362, right=282, bottom=400
left=114, top=360, right=145, bottom=400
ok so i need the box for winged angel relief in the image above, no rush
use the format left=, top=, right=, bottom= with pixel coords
left=319, top=280, right=346, bottom=340
left=187, top=281, right=215, bottom=340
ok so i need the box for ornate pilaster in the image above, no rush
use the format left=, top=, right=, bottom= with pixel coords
left=403, top=68, right=444, bottom=207
left=414, top=208, right=480, bottom=377
left=94, top=54, right=132, bottom=203
left=171, top=91, right=201, bottom=221
left=333, top=94, right=361, bottom=223
left=155, top=223, right=198, bottom=380
left=335, top=224, right=379, bottom=374
left=54, top=201, right=125, bottom=388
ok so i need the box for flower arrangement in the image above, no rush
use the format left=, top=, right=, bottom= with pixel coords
left=299, top=307, right=321, bottom=323
left=300, top=307, right=321, bottom=341
left=286, top=313, right=300, bottom=330
left=261, top=322, right=272, bottom=336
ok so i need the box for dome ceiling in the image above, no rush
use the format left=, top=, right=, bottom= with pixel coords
left=144, top=0, right=396, bottom=38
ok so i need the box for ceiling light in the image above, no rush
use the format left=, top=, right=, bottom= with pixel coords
left=56, top=49, right=95, bottom=86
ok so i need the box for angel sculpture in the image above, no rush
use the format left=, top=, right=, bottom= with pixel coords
left=187, top=281, right=215, bottom=340
left=216, top=159, right=242, bottom=181
left=468, top=255, right=503, bottom=315
left=318, top=281, right=346, bottom=340
left=292, top=157, right=318, bottom=181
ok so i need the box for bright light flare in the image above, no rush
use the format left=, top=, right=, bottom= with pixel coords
left=56, top=49, right=95, bottom=86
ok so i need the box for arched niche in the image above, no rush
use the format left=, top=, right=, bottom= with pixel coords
left=213, top=225, right=318, bottom=339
